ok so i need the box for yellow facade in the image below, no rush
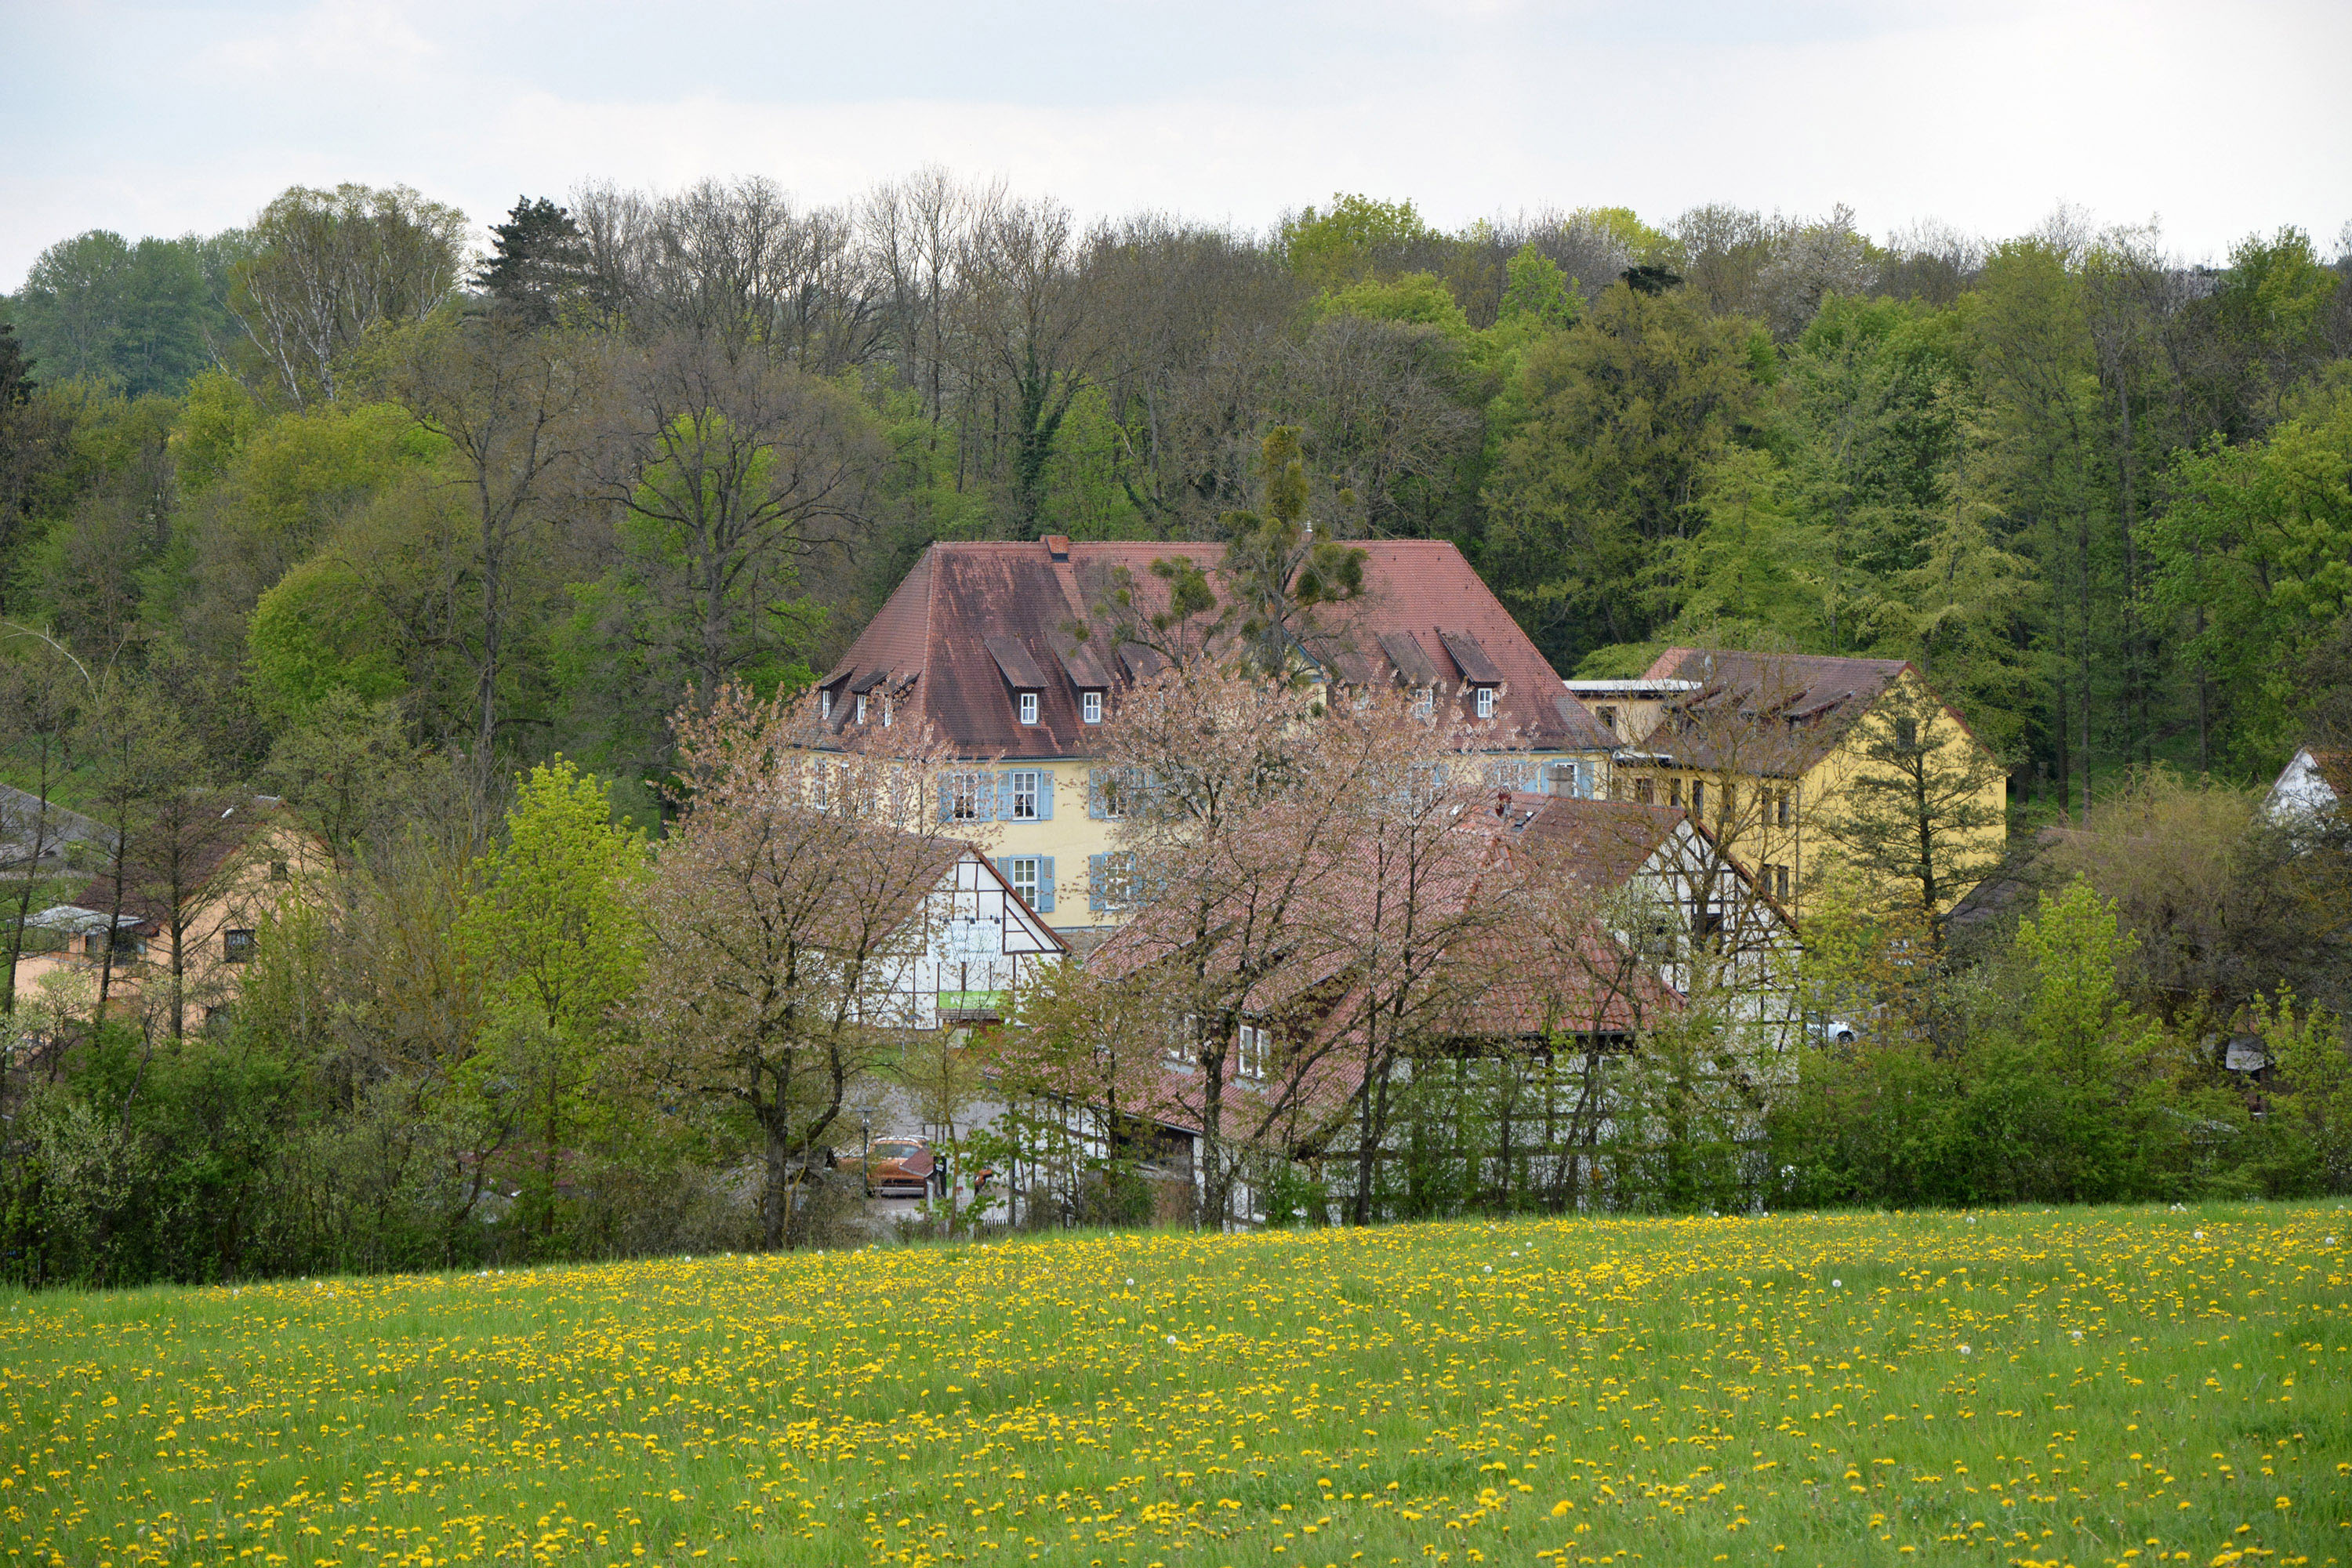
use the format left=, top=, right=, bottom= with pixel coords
left=962, top=750, right=1604, bottom=935
left=1602, top=670, right=2007, bottom=917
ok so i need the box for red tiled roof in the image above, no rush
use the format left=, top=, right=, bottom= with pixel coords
left=1639, top=647, right=1918, bottom=775
left=70, top=796, right=282, bottom=929
left=2310, top=748, right=2352, bottom=800
left=824, top=539, right=1610, bottom=759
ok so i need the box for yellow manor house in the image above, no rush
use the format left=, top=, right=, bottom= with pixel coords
left=1569, top=648, right=2009, bottom=916
left=811, top=535, right=1616, bottom=939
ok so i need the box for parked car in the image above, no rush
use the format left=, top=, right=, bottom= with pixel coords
left=843, top=1135, right=937, bottom=1199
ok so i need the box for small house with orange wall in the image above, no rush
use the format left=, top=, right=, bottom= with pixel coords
left=14, top=795, right=327, bottom=1033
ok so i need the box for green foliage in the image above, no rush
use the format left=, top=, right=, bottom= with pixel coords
left=246, top=554, right=408, bottom=720
left=1318, top=272, right=1473, bottom=341
left=2245, top=992, right=2352, bottom=1196
left=1036, top=382, right=1145, bottom=539
left=235, top=399, right=442, bottom=543
left=1216, top=426, right=1367, bottom=677
left=1769, top=880, right=2272, bottom=1207
left=1279, top=193, right=1439, bottom=289
left=459, top=759, right=648, bottom=1244
left=1813, top=677, right=2012, bottom=919
left=8, top=229, right=237, bottom=397
left=2152, top=385, right=2352, bottom=766
left=169, top=370, right=260, bottom=495
left=1495, top=244, right=1580, bottom=333
left=1480, top=280, right=1767, bottom=666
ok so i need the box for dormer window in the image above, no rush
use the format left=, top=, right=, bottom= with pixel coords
left=855, top=693, right=867, bottom=724
left=821, top=688, right=833, bottom=720
left=1018, top=691, right=1040, bottom=725
left=1474, top=686, right=1496, bottom=719
left=1081, top=690, right=1102, bottom=724
left=1414, top=686, right=1434, bottom=717
left=1595, top=704, right=1617, bottom=734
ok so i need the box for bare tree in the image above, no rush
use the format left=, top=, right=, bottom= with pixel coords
left=1088, top=662, right=1352, bottom=1227
left=0, top=656, right=82, bottom=1011
left=385, top=319, right=593, bottom=771
left=230, top=183, right=470, bottom=404
left=1087, top=215, right=1302, bottom=531
left=602, top=334, right=884, bottom=717
left=956, top=194, right=1106, bottom=538
left=863, top=168, right=995, bottom=427
left=637, top=687, right=978, bottom=1247
left=1279, top=312, right=1481, bottom=537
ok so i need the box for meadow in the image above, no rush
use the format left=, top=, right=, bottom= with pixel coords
left=4, top=1206, right=2347, bottom=1568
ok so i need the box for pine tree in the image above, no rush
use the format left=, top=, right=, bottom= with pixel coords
left=474, top=196, right=586, bottom=326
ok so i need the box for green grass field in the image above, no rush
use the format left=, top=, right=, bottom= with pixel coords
left=5, top=1205, right=2348, bottom=1568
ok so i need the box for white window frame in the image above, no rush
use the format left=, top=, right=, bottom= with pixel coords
left=1414, top=686, right=1434, bottom=717
left=854, top=693, right=867, bottom=724
left=1018, top=691, right=1040, bottom=725
left=1081, top=689, right=1102, bottom=724
left=821, top=689, right=833, bottom=720
left=1007, top=856, right=1040, bottom=906
left=949, top=770, right=989, bottom=821
left=1237, top=1022, right=1269, bottom=1081
left=1008, top=770, right=1040, bottom=820
left=1475, top=686, right=1496, bottom=719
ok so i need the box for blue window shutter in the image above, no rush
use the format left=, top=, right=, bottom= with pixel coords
left=1087, top=853, right=1106, bottom=913
left=1037, top=855, right=1054, bottom=912
left=936, top=773, right=953, bottom=823
left=1087, top=768, right=1105, bottom=819
left=996, top=770, right=1014, bottom=821
left=1037, top=768, right=1054, bottom=820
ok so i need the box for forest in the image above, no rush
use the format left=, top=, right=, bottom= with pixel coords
left=2, top=176, right=2350, bottom=1283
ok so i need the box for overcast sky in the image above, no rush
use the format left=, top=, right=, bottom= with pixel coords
left=4, top=0, right=2348, bottom=289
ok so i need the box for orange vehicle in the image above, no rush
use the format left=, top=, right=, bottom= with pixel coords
left=843, top=1136, right=937, bottom=1199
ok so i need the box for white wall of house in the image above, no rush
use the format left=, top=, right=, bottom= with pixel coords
left=861, top=851, right=1065, bottom=1030
left=2263, top=746, right=2341, bottom=825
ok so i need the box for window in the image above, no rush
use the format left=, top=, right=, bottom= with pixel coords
left=1081, top=689, right=1103, bottom=724
left=949, top=770, right=989, bottom=820
left=854, top=693, right=868, bottom=724
left=1018, top=691, right=1040, bottom=725
left=1668, top=778, right=1683, bottom=807
left=1546, top=760, right=1584, bottom=798
left=880, top=698, right=893, bottom=728
left=821, top=689, right=833, bottom=720
left=1595, top=705, right=1618, bottom=734
left=1773, top=864, right=1791, bottom=900
left=1634, top=776, right=1654, bottom=805
left=269, top=859, right=289, bottom=883
left=1414, top=686, right=1433, bottom=717
left=1774, top=789, right=1793, bottom=827
left=1237, top=1023, right=1270, bottom=1081
left=1474, top=686, right=1496, bottom=719
left=1089, top=766, right=1144, bottom=820
left=1008, top=770, right=1041, bottom=820
left=1690, top=780, right=1706, bottom=817
left=1895, top=715, right=1919, bottom=748
left=1088, top=850, right=1141, bottom=913
left=223, top=928, right=256, bottom=964
left=1007, top=856, right=1040, bottom=906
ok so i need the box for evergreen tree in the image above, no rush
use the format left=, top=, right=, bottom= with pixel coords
left=475, top=196, right=588, bottom=327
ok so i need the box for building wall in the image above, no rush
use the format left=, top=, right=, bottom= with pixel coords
left=963, top=750, right=1609, bottom=938
left=1610, top=670, right=2006, bottom=917
left=10, top=820, right=327, bottom=1027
